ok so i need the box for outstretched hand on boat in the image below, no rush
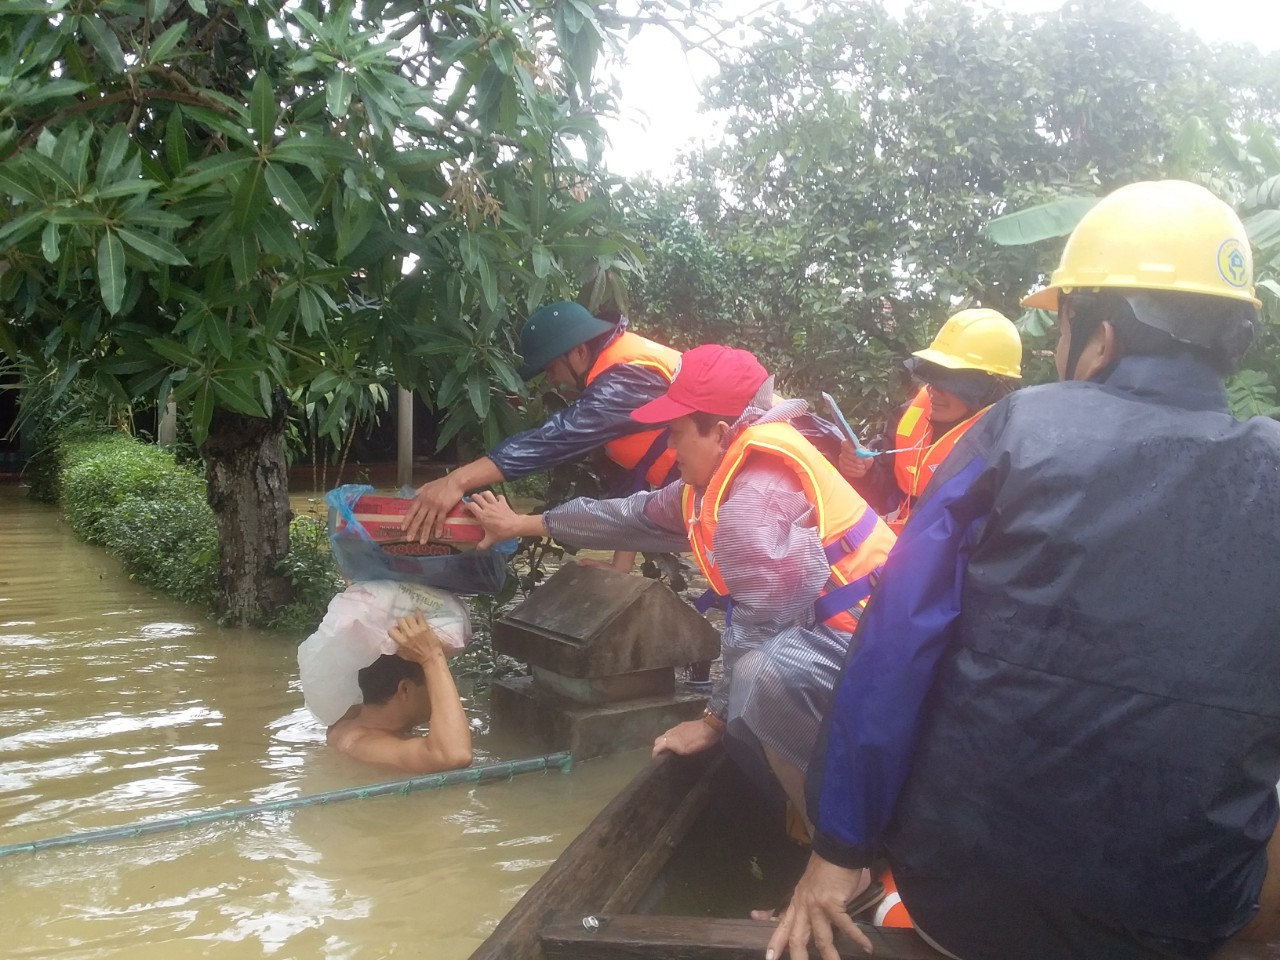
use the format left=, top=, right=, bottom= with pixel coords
left=766, top=853, right=873, bottom=960
left=652, top=718, right=722, bottom=758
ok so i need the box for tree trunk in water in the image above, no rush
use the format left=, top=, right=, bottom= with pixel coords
left=202, top=395, right=294, bottom=626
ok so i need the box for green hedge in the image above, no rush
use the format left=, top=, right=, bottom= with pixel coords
left=45, top=428, right=340, bottom=626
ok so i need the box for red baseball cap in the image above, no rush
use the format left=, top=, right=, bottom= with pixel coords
left=631, top=344, right=769, bottom=424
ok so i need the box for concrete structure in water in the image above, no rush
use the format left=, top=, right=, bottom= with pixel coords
left=491, top=564, right=721, bottom=760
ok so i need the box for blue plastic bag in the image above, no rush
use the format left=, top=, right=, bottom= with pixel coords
left=325, top=484, right=514, bottom=595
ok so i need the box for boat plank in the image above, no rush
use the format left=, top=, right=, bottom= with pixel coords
left=601, top=754, right=725, bottom=915
left=469, top=752, right=716, bottom=960
left=541, top=914, right=945, bottom=960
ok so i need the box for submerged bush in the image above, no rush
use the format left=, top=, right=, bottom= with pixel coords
left=266, top=515, right=344, bottom=632
left=100, top=494, right=220, bottom=608
left=59, top=434, right=206, bottom=545
left=48, top=430, right=339, bottom=627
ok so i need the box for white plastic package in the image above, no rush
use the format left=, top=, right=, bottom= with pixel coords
left=298, top=580, right=472, bottom=725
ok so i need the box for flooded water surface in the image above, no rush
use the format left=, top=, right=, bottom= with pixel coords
left=0, top=487, right=646, bottom=958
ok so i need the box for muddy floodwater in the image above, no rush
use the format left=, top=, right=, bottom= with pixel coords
left=0, top=486, right=647, bottom=958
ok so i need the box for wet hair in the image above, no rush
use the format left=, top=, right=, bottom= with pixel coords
left=357, top=654, right=425, bottom=705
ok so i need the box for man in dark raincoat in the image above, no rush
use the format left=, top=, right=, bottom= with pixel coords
left=768, top=180, right=1280, bottom=960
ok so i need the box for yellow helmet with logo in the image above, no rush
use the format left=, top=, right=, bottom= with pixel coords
left=1022, top=180, right=1261, bottom=312
left=911, top=308, right=1023, bottom=379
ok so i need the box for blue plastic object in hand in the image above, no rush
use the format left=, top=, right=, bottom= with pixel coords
left=822, top=392, right=877, bottom=459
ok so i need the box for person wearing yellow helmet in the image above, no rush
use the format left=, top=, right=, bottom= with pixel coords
left=770, top=180, right=1280, bottom=960
left=838, top=308, right=1022, bottom=532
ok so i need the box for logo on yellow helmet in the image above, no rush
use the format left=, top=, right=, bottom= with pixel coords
left=1217, top=239, right=1249, bottom=289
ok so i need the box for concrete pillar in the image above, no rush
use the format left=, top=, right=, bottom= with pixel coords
left=397, top=386, right=413, bottom=489
left=157, top=393, right=177, bottom=448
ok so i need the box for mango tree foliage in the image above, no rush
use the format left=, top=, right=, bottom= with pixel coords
left=626, top=0, right=1280, bottom=425
left=0, top=0, right=649, bottom=624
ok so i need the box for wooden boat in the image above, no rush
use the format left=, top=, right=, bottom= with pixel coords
left=471, top=748, right=1280, bottom=960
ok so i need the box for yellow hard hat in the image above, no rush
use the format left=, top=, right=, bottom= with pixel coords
left=1022, top=180, right=1261, bottom=311
left=911, top=308, right=1023, bottom=379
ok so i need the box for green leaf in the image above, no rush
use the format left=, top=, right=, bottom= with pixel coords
left=204, top=314, right=234, bottom=360
left=163, top=107, right=190, bottom=174
left=298, top=287, right=323, bottom=333
left=491, top=357, right=525, bottom=396
left=466, top=368, right=491, bottom=419
left=96, top=125, right=130, bottom=185
left=337, top=195, right=378, bottom=260
left=327, top=72, right=353, bottom=119
left=0, top=165, right=40, bottom=203
left=149, top=20, right=187, bottom=62
left=93, top=177, right=156, bottom=201
left=477, top=255, right=498, bottom=311
left=97, top=231, right=126, bottom=315
left=291, top=8, right=324, bottom=35
left=117, top=226, right=190, bottom=266
left=232, top=161, right=267, bottom=231
left=177, top=153, right=252, bottom=190
left=251, top=73, right=275, bottom=146
left=1243, top=209, right=1280, bottom=252
left=264, top=163, right=315, bottom=225
left=0, top=208, right=44, bottom=247
left=190, top=379, right=214, bottom=447
left=309, top=371, right=344, bottom=396
left=213, top=375, right=265, bottom=417
left=531, top=243, right=553, bottom=278
left=188, top=0, right=208, bottom=16
left=435, top=35, right=480, bottom=68
left=148, top=337, right=200, bottom=366
left=229, top=233, right=256, bottom=286
left=984, top=197, right=1100, bottom=246
left=41, top=222, right=60, bottom=263
left=272, top=135, right=353, bottom=164
left=256, top=210, right=304, bottom=261
left=124, top=208, right=191, bottom=230
left=79, top=15, right=127, bottom=73
left=490, top=37, right=516, bottom=76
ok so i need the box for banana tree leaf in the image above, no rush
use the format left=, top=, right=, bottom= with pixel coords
left=984, top=197, right=1100, bottom=246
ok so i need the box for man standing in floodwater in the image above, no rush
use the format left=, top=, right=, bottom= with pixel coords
left=327, top=612, right=473, bottom=775
left=464, top=345, right=895, bottom=833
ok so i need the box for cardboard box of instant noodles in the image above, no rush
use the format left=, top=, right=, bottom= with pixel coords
left=333, top=495, right=484, bottom=555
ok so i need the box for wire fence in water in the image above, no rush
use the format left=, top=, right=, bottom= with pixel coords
left=0, top=751, right=572, bottom=860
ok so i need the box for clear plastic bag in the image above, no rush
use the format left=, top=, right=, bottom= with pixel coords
left=297, top=580, right=472, bottom=725
left=325, top=484, right=514, bottom=594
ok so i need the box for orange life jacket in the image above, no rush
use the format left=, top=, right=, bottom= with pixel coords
left=873, top=868, right=913, bottom=928
left=889, top=387, right=989, bottom=533
left=683, top=421, right=896, bottom=634
left=586, top=331, right=681, bottom=488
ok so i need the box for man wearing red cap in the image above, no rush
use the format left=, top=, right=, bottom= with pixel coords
left=466, top=345, right=895, bottom=822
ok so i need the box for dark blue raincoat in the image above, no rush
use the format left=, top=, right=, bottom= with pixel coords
left=808, top=353, right=1280, bottom=959
left=489, top=366, right=844, bottom=496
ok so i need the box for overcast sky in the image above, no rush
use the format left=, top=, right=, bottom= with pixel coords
left=603, top=0, right=1280, bottom=179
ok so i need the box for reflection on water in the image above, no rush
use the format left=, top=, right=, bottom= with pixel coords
left=0, top=487, right=646, bottom=957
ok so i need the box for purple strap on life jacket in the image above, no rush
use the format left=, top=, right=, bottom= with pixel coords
left=822, top=507, right=879, bottom=565
left=812, top=572, right=877, bottom=625
left=625, top=427, right=672, bottom=494
left=692, top=588, right=733, bottom=628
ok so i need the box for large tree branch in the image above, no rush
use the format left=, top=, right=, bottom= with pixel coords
left=7, top=86, right=239, bottom=161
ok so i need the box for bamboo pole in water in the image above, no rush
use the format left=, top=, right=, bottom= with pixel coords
left=0, top=751, right=572, bottom=860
